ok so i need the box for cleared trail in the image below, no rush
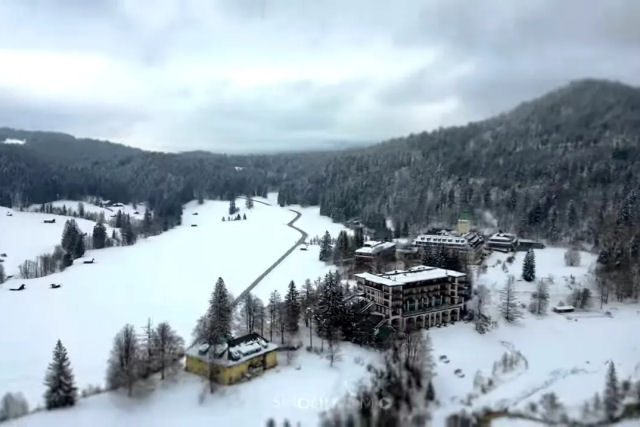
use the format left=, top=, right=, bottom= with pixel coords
left=233, top=208, right=307, bottom=305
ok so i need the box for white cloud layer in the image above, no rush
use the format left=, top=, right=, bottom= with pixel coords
left=0, top=0, right=639, bottom=152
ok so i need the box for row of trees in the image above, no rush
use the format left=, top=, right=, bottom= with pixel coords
left=106, top=321, right=185, bottom=396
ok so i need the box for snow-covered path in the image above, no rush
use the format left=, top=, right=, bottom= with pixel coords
left=233, top=208, right=308, bottom=305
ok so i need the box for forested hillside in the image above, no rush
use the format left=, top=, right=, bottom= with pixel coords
left=1, top=79, right=639, bottom=294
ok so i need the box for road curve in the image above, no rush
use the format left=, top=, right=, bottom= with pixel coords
left=233, top=208, right=308, bottom=305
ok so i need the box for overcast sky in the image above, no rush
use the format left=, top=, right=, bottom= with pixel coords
left=1, top=0, right=639, bottom=153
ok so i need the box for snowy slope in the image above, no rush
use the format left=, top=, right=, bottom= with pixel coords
left=6, top=343, right=377, bottom=427
left=0, top=199, right=301, bottom=406
left=0, top=208, right=103, bottom=276
left=249, top=194, right=348, bottom=301
left=429, top=248, right=640, bottom=424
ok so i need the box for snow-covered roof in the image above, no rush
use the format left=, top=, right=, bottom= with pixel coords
left=488, top=233, right=517, bottom=243
left=413, top=231, right=481, bottom=248
left=355, top=265, right=465, bottom=287
left=355, top=241, right=396, bottom=255
left=187, top=333, right=278, bottom=367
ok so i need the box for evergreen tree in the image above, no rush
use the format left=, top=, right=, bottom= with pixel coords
left=106, top=324, right=140, bottom=396
left=121, top=215, right=136, bottom=245
left=499, top=276, right=522, bottom=322
left=206, top=278, right=232, bottom=345
left=44, top=340, right=77, bottom=409
left=142, top=208, right=152, bottom=234
left=229, top=199, right=237, bottom=215
left=332, top=230, right=350, bottom=264
left=314, top=272, right=345, bottom=366
left=604, top=362, right=620, bottom=421
left=319, top=231, right=333, bottom=262
left=115, top=211, right=123, bottom=228
left=92, top=221, right=107, bottom=249
left=522, top=249, right=536, bottom=282
left=401, top=221, right=409, bottom=238
left=284, top=281, right=301, bottom=335
left=0, top=263, right=5, bottom=284
left=353, top=226, right=364, bottom=249
left=152, top=322, right=184, bottom=380
left=245, top=197, right=254, bottom=209
left=243, top=213, right=247, bottom=220
left=426, top=381, right=435, bottom=402
left=61, top=219, right=81, bottom=256
left=567, top=200, right=578, bottom=229
left=72, top=234, right=85, bottom=259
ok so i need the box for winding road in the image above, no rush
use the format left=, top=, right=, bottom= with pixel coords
left=233, top=205, right=308, bottom=306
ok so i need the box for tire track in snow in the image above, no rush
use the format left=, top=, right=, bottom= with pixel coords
left=233, top=208, right=307, bottom=306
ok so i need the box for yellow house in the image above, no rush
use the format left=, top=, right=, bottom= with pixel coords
left=185, top=333, right=278, bottom=385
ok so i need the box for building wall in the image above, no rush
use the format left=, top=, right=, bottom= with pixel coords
left=186, top=350, right=278, bottom=385
left=185, top=355, right=210, bottom=377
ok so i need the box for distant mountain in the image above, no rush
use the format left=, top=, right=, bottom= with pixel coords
left=273, top=79, right=640, bottom=243
left=1, top=79, right=639, bottom=247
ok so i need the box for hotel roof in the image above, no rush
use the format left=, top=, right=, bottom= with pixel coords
left=355, top=265, right=465, bottom=286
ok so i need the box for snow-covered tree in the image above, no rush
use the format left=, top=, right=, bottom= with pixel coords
left=106, top=324, right=140, bottom=396
left=142, top=208, right=152, bottom=234
left=140, top=318, right=155, bottom=379
left=332, top=231, right=350, bottom=264
left=522, top=249, right=536, bottom=282
left=0, top=263, right=5, bottom=284
left=92, top=221, right=107, bottom=249
left=0, top=392, right=28, bottom=422
left=228, top=199, right=237, bottom=215
left=319, top=231, right=333, bottom=262
left=284, top=280, right=301, bottom=335
left=314, top=272, right=345, bottom=366
left=539, top=392, right=566, bottom=423
left=61, top=219, right=84, bottom=259
left=205, top=278, right=232, bottom=345
left=499, top=275, right=522, bottom=322
left=152, top=322, right=185, bottom=380
left=564, top=248, right=581, bottom=266
left=245, top=197, right=254, bottom=209
left=267, top=290, right=281, bottom=342
left=44, top=340, right=77, bottom=409
left=604, top=361, right=621, bottom=421
left=241, top=293, right=257, bottom=334
left=528, top=280, right=549, bottom=315
left=121, top=215, right=136, bottom=245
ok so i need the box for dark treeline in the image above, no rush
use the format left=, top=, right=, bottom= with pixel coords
left=2, top=79, right=640, bottom=295
left=0, top=130, right=273, bottom=229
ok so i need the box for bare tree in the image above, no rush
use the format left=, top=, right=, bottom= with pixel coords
left=499, top=275, right=522, bottom=322
left=152, top=322, right=185, bottom=380
left=106, top=324, right=140, bottom=396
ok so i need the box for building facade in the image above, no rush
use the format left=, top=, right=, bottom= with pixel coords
left=185, top=333, right=278, bottom=385
left=486, top=233, right=519, bottom=252
left=355, top=240, right=396, bottom=264
left=412, top=231, right=484, bottom=264
left=355, top=265, right=465, bottom=331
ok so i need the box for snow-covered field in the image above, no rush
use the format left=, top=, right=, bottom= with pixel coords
left=6, top=343, right=377, bottom=427
left=0, top=196, right=349, bottom=420
left=429, top=249, right=640, bottom=425
left=251, top=194, right=348, bottom=301
left=0, top=208, right=103, bottom=277
left=3, top=196, right=639, bottom=426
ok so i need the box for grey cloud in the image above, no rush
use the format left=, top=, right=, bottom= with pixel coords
left=0, top=0, right=639, bottom=152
